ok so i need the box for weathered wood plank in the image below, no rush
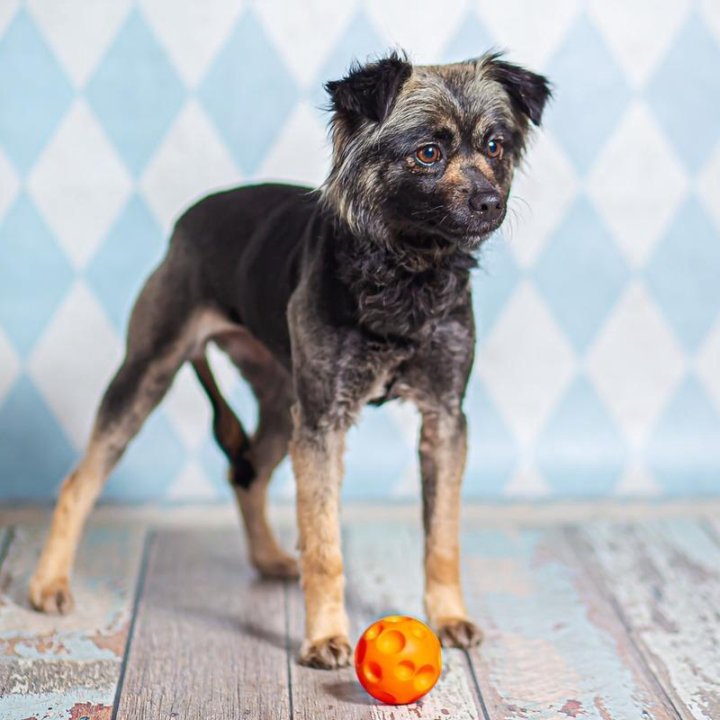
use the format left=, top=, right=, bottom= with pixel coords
left=572, top=520, right=720, bottom=720
left=288, top=520, right=482, bottom=719
left=116, top=529, right=290, bottom=720
left=0, top=524, right=144, bottom=720
left=462, top=526, right=678, bottom=719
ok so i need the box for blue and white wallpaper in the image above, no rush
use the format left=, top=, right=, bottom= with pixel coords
left=1, top=0, right=720, bottom=502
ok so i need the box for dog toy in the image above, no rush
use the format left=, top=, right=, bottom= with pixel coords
left=354, top=616, right=442, bottom=705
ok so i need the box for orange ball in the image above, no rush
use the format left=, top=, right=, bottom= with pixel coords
left=354, top=615, right=442, bottom=705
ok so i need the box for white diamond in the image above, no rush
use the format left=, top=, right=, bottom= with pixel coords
left=614, top=462, right=661, bottom=496
left=0, top=328, right=20, bottom=406
left=587, top=102, right=689, bottom=268
left=140, top=0, right=244, bottom=88
left=167, top=460, right=218, bottom=501
left=588, top=0, right=690, bottom=87
left=258, top=101, right=330, bottom=188
left=586, top=283, right=686, bottom=448
left=254, top=0, right=357, bottom=89
left=0, top=146, right=19, bottom=223
left=696, top=318, right=720, bottom=413
left=0, top=0, right=18, bottom=40
left=477, top=0, right=580, bottom=68
left=163, top=364, right=211, bottom=451
left=505, top=463, right=550, bottom=497
left=140, top=100, right=239, bottom=233
left=28, top=0, right=132, bottom=87
left=365, top=0, right=467, bottom=64
left=477, top=282, right=576, bottom=445
left=28, top=282, right=123, bottom=450
left=697, top=141, right=720, bottom=233
left=28, top=100, right=132, bottom=269
left=700, top=0, right=720, bottom=42
left=206, top=343, right=241, bottom=394
left=505, top=130, right=578, bottom=268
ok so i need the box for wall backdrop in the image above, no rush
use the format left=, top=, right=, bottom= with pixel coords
left=1, top=0, right=720, bottom=502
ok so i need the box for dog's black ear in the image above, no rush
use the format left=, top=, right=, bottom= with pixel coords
left=325, top=51, right=412, bottom=124
left=484, top=54, right=552, bottom=126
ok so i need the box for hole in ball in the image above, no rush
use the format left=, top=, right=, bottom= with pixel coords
left=377, top=629, right=406, bottom=655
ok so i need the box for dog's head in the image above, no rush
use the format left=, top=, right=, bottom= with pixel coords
left=323, top=51, right=551, bottom=251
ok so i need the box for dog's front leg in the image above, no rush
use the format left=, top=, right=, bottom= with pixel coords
left=419, top=407, right=483, bottom=648
left=290, top=408, right=351, bottom=669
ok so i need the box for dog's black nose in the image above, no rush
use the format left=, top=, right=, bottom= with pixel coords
left=469, top=190, right=504, bottom=221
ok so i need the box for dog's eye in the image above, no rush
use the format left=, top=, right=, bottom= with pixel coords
left=415, top=144, right=442, bottom=166
left=485, top=138, right=504, bottom=159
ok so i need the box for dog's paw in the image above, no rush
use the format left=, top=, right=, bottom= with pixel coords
left=436, top=618, right=484, bottom=649
left=252, top=551, right=300, bottom=580
left=299, top=635, right=353, bottom=669
left=29, top=575, right=75, bottom=615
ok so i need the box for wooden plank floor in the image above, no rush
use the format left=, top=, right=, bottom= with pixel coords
left=0, top=505, right=719, bottom=719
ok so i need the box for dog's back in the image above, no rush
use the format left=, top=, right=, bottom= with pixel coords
left=170, top=182, right=319, bottom=359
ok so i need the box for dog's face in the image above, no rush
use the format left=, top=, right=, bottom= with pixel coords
left=324, top=53, right=551, bottom=250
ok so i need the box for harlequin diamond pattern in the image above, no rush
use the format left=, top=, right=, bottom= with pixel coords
left=1, top=1, right=719, bottom=501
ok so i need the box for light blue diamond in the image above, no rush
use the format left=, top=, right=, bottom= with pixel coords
left=199, top=9, right=298, bottom=176
left=648, top=377, right=720, bottom=495
left=464, top=378, right=516, bottom=497
left=439, top=10, right=495, bottom=64
left=536, top=378, right=626, bottom=496
left=0, top=194, right=74, bottom=357
left=344, top=405, right=415, bottom=498
left=545, top=13, right=630, bottom=173
left=0, top=10, right=73, bottom=173
left=473, top=232, right=521, bottom=341
left=104, top=409, right=186, bottom=501
left=85, top=195, right=164, bottom=332
left=0, top=376, right=75, bottom=500
left=86, top=9, right=185, bottom=176
left=534, top=197, right=628, bottom=351
left=646, top=197, right=720, bottom=351
left=198, top=435, right=233, bottom=501
left=647, top=13, right=720, bottom=172
left=310, top=10, right=387, bottom=110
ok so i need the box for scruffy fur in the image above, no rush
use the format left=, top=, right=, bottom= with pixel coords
left=30, top=51, right=550, bottom=669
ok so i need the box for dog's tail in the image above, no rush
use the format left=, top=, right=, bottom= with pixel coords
left=191, top=353, right=255, bottom=487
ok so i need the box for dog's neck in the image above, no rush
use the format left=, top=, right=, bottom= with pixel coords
left=332, top=218, right=477, bottom=339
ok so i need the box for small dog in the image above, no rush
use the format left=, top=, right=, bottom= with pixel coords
left=30, top=51, right=550, bottom=669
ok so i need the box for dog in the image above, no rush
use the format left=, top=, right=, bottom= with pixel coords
left=29, top=51, right=550, bottom=669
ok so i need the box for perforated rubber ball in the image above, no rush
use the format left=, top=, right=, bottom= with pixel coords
left=354, top=615, right=442, bottom=705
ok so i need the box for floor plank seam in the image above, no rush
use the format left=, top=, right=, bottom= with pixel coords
left=111, top=529, right=154, bottom=720
left=284, top=579, right=295, bottom=720
left=0, top=526, right=15, bottom=572
left=462, top=649, right=491, bottom=720
left=562, top=526, right=685, bottom=720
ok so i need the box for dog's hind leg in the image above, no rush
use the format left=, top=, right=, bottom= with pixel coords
left=29, top=257, right=209, bottom=613
left=193, top=336, right=298, bottom=579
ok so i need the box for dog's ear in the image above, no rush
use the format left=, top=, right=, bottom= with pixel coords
left=482, top=54, right=552, bottom=126
left=325, top=51, right=412, bottom=124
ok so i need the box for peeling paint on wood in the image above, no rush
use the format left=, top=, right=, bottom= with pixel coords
left=573, top=520, right=720, bottom=720
left=0, top=526, right=144, bottom=660
left=3, top=508, right=720, bottom=720
left=0, top=525, right=144, bottom=720
left=461, top=527, right=678, bottom=719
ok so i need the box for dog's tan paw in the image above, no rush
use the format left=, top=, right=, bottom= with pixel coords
left=299, top=635, right=353, bottom=669
left=29, top=576, right=75, bottom=615
left=436, top=618, right=484, bottom=649
left=252, top=551, right=300, bottom=580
